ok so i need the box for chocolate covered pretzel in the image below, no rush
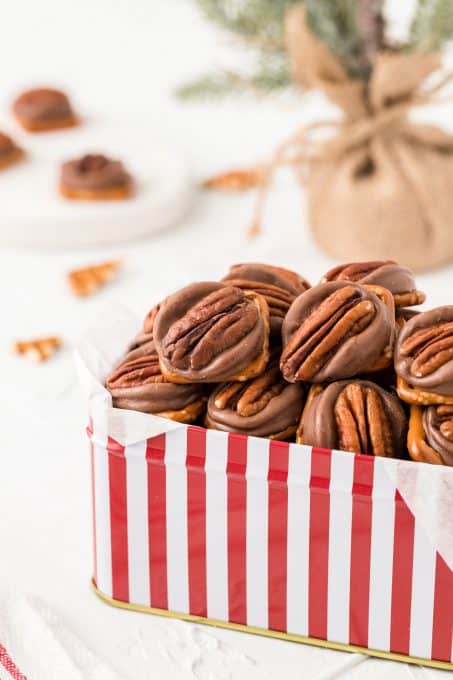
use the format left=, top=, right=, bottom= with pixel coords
left=298, top=380, right=407, bottom=457
left=222, top=262, right=310, bottom=336
left=322, top=260, right=425, bottom=308
left=281, top=281, right=395, bottom=383
left=205, top=359, right=305, bottom=439
left=153, top=282, right=270, bottom=383
left=395, top=306, right=453, bottom=405
left=0, top=132, right=23, bottom=170
left=13, top=87, right=78, bottom=132
left=407, top=405, right=453, bottom=466
left=106, top=342, right=206, bottom=424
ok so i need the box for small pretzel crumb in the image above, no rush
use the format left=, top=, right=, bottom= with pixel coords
left=202, top=167, right=264, bottom=191
left=68, top=260, right=122, bottom=297
left=13, top=336, right=62, bottom=362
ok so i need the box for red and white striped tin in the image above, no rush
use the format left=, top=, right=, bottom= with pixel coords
left=88, top=422, right=453, bottom=669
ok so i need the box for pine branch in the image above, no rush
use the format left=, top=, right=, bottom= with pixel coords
left=410, top=0, right=453, bottom=52
left=305, top=0, right=366, bottom=78
left=175, top=59, right=292, bottom=100
left=196, top=0, right=299, bottom=47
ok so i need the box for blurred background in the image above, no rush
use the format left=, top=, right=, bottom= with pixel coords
left=1, top=1, right=452, bottom=678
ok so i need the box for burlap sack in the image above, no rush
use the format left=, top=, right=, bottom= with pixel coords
left=284, top=5, right=453, bottom=271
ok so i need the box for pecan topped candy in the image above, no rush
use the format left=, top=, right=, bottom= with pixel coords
left=13, top=87, right=78, bottom=132
left=222, top=262, right=310, bottom=336
left=408, top=405, right=453, bottom=465
left=395, top=306, right=453, bottom=404
left=206, top=358, right=305, bottom=439
left=153, top=282, right=270, bottom=383
left=106, top=342, right=206, bottom=424
left=281, top=281, right=395, bottom=383
left=0, top=132, right=23, bottom=170
left=299, top=380, right=407, bottom=457
left=322, top=260, right=425, bottom=308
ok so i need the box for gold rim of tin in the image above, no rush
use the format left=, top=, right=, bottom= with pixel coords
left=92, top=581, right=453, bottom=671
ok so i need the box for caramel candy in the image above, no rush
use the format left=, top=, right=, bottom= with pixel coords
left=395, top=306, right=453, bottom=404
left=206, top=359, right=305, bottom=439
left=322, top=260, right=425, bottom=308
left=106, top=341, right=206, bottom=424
left=60, top=154, right=133, bottom=200
left=299, top=380, right=407, bottom=457
left=223, top=262, right=310, bottom=336
left=153, top=282, right=270, bottom=383
left=281, top=281, right=395, bottom=383
left=0, top=132, right=24, bottom=170
left=13, top=87, right=77, bottom=132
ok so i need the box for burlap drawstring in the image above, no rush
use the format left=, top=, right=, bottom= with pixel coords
left=248, top=5, right=453, bottom=271
left=249, top=70, right=453, bottom=239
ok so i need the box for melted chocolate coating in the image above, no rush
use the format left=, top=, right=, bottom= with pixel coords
left=13, top=88, right=73, bottom=122
left=206, top=368, right=304, bottom=438
left=0, top=132, right=19, bottom=157
left=224, top=262, right=310, bottom=296
left=395, top=306, right=453, bottom=396
left=153, top=282, right=269, bottom=383
left=303, top=380, right=407, bottom=456
left=281, top=281, right=394, bottom=383
left=423, top=405, right=453, bottom=466
left=106, top=343, right=204, bottom=415
left=60, top=154, right=131, bottom=191
left=322, top=260, right=419, bottom=296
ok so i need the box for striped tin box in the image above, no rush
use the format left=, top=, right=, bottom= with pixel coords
left=88, top=422, right=453, bottom=670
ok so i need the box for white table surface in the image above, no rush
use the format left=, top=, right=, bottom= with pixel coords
left=1, top=1, right=452, bottom=678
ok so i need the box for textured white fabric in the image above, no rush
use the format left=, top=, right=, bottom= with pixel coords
left=0, top=597, right=122, bottom=680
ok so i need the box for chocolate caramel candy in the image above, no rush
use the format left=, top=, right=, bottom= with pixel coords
left=0, top=132, right=23, bottom=170
left=153, top=282, right=270, bottom=383
left=60, top=154, right=133, bottom=200
left=222, top=262, right=310, bottom=336
left=281, top=281, right=395, bottom=383
left=300, top=380, right=407, bottom=457
left=322, top=260, right=425, bottom=308
left=106, top=343, right=206, bottom=424
left=13, top=87, right=77, bottom=132
left=408, top=405, right=453, bottom=465
left=395, top=306, right=453, bottom=404
left=205, top=359, right=305, bottom=440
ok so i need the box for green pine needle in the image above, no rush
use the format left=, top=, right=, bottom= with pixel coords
left=196, top=0, right=300, bottom=46
left=305, top=0, right=366, bottom=78
left=410, top=0, right=453, bottom=52
left=175, top=60, right=292, bottom=100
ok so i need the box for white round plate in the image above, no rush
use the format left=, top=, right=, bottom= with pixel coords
left=0, top=120, right=194, bottom=247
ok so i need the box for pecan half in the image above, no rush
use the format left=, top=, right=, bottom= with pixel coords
left=214, top=362, right=285, bottom=417
left=395, top=307, right=453, bottom=399
left=106, top=347, right=206, bottom=422
left=281, top=283, right=387, bottom=382
left=223, top=279, right=294, bottom=324
left=301, top=380, right=407, bottom=457
left=437, top=405, right=453, bottom=441
left=206, top=359, right=305, bottom=439
left=107, top=353, right=166, bottom=388
left=323, top=261, right=395, bottom=282
left=161, top=287, right=258, bottom=371
left=400, top=322, right=453, bottom=377
left=334, top=383, right=395, bottom=456
left=414, top=404, right=453, bottom=466
left=322, top=260, right=425, bottom=308
left=154, top=282, right=269, bottom=383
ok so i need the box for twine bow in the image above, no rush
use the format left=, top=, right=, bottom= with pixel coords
left=248, top=4, right=453, bottom=238
left=249, top=69, right=453, bottom=238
